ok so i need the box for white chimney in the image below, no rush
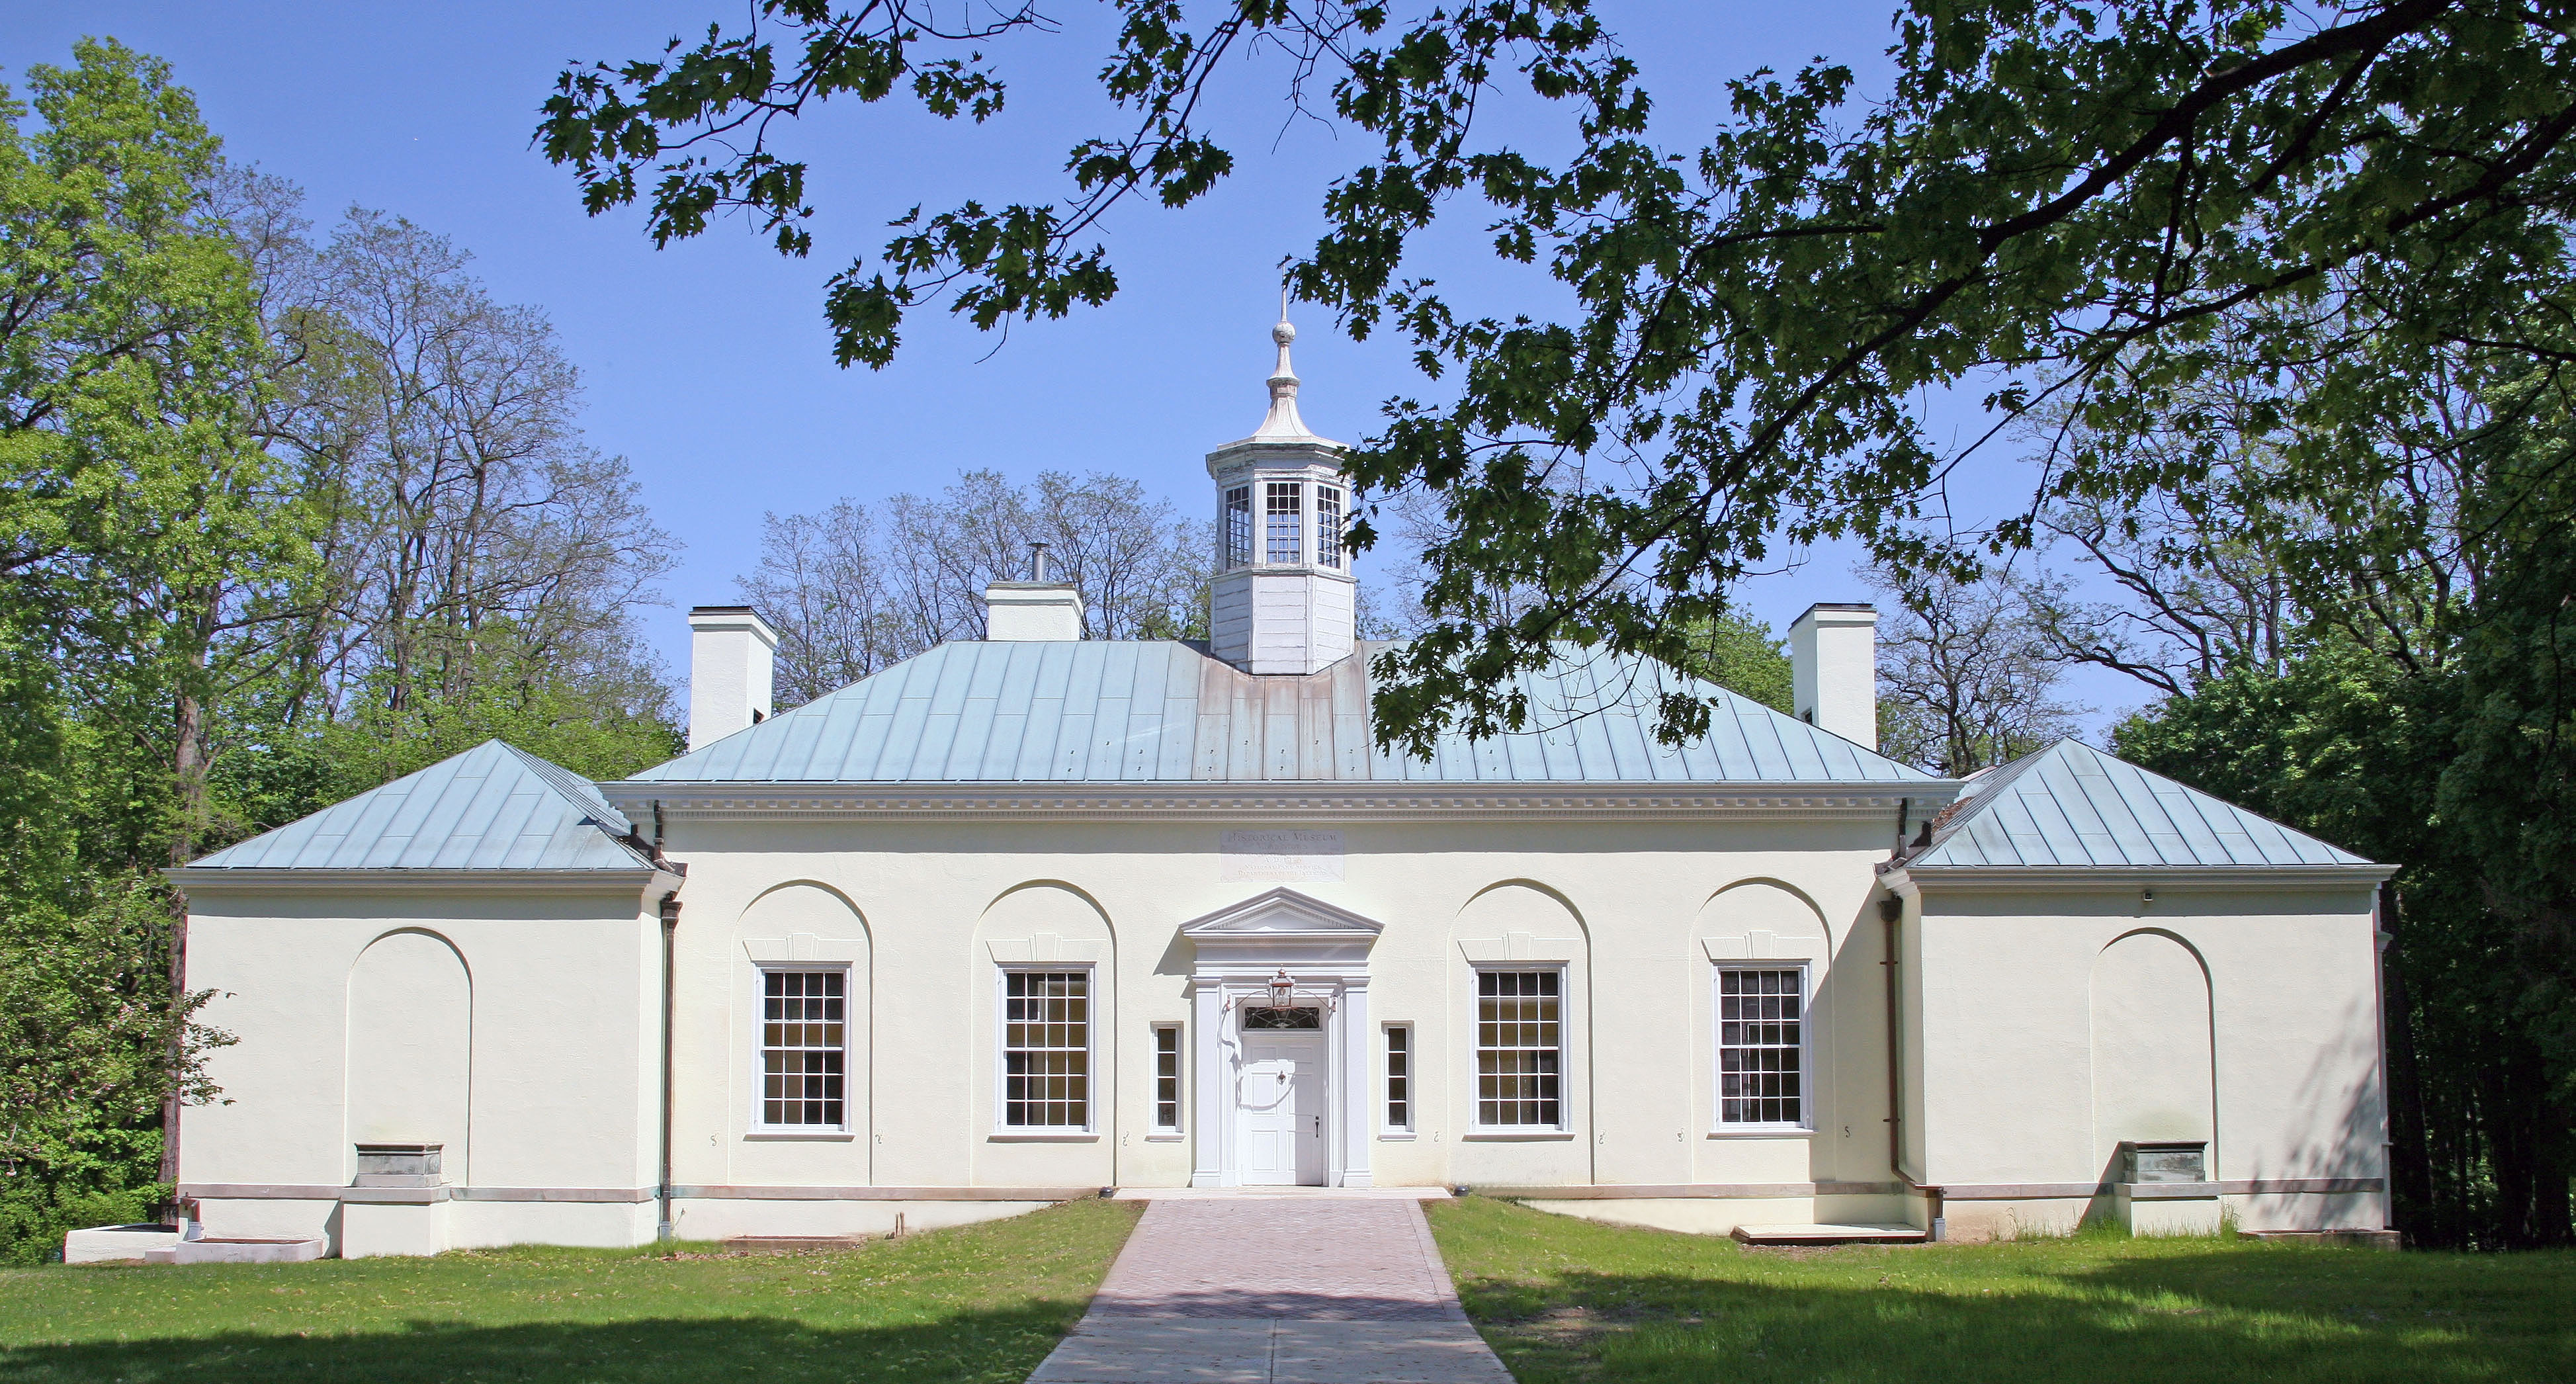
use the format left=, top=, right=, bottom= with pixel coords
left=1205, top=308, right=1357, bottom=675
left=984, top=583, right=1084, bottom=640
left=1788, top=603, right=1879, bottom=749
left=687, top=605, right=779, bottom=750
left=985, top=541, right=1085, bottom=640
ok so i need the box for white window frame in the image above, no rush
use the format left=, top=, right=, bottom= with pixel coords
left=1711, top=963, right=1813, bottom=1133
left=1316, top=484, right=1346, bottom=568
left=1149, top=1021, right=1184, bottom=1138
left=1264, top=480, right=1303, bottom=565
left=1382, top=1021, right=1416, bottom=1138
left=751, top=965, right=854, bottom=1135
left=994, top=965, right=1099, bottom=1136
left=1223, top=486, right=1252, bottom=568
left=1470, top=965, right=1568, bottom=1133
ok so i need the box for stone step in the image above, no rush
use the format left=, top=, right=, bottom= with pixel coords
left=1731, top=1222, right=1928, bottom=1246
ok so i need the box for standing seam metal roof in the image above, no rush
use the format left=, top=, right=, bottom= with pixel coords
left=622, top=639, right=1938, bottom=785
left=185, top=740, right=650, bottom=871
left=1902, top=739, right=2372, bottom=869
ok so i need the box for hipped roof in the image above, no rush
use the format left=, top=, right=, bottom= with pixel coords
left=185, top=740, right=650, bottom=871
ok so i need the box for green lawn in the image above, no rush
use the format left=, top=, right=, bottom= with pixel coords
left=1428, top=1197, right=2576, bottom=1383
left=0, top=1198, right=1141, bottom=1383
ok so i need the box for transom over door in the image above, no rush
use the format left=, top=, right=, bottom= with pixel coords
left=1237, top=1031, right=1327, bottom=1186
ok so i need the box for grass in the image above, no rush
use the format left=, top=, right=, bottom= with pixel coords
left=1427, top=1197, right=2576, bottom=1383
left=0, top=1197, right=1142, bottom=1383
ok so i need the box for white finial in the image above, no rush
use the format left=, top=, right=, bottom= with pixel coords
left=1253, top=295, right=1312, bottom=441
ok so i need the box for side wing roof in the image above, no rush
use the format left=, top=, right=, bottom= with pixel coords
left=183, top=740, right=650, bottom=872
left=1903, top=739, right=2372, bottom=869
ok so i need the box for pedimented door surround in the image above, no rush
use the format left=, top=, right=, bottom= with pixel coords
left=1181, top=887, right=1381, bottom=1188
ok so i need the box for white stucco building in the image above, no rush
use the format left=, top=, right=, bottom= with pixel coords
left=167, top=318, right=2395, bottom=1256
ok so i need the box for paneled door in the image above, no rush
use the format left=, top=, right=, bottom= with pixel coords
left=1237, top=1031, right=1327, bottom=1186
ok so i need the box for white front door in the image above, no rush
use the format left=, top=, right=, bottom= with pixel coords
left=1237, top=1030, right=1327, bottom=1186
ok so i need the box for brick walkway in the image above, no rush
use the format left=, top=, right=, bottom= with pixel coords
left=1029, top=1197, right=1513, bottom=1383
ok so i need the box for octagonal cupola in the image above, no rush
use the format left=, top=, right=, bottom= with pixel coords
left=1206, top=309, right=1355, bottom=674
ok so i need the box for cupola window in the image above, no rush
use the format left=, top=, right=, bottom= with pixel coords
left=1316, top=485, right=1344, bottom=568
left=1265, top=482, right=1303, bottom=564
left=1224, top=486, right=1252, bottom=568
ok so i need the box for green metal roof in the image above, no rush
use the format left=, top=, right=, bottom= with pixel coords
left=619, top=640, right=1938, bottom=786
left=184, top=740, right=650, bottom=871
left=1903, top=739, right=2372, bottom=870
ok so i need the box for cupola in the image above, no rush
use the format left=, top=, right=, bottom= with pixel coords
left=1205, top=307, right=1355, bottom=674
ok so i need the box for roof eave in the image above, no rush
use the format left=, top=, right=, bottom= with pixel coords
left=1882, top=863, right=2395, bottom=896
left=597, top=779, right=1961, bottom=821
left=165, top=865, right=684, bottom=898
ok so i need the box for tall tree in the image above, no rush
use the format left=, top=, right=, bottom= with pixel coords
left=1869, top=564, right=2084, bottom=772
left=540, top=1, right=2576, bottom=754
left=0, top=38, right=286, bottom=1253
left=740, top=470, right=1211, bottom=705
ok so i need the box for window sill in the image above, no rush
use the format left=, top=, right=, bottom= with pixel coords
left=1706, top=1127, right=1814, bottom=1139
left=1378, top=1132, right=1418, bottom=1142
left=744, top=1130, right=855, bottom=1141
left=1463, top=1130, right=1574, bottom=1141
left=988, top=1131, right=1100, bottom=1143
left=1144, top=1133, right=1185, bottom=1143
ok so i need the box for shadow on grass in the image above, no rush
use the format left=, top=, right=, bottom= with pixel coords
left=1455, top=1243, right=2576, bottom=1384
left=0, top=1301, right=1090, bottom=1384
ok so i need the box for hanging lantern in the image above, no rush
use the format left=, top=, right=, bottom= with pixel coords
left=1267, top=967, right=1296, bottom=1011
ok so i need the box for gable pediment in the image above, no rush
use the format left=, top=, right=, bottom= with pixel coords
left=1179, top=887, right=1383, bottom=939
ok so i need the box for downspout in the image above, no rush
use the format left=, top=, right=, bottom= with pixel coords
left=658, top=888, right=681, bottom=1240
left=1881, top=893, right=1944, bottom=1238
left=2372, top=881, right=2394, bottom=1234
left=648, top=799, right=681, bottom=1244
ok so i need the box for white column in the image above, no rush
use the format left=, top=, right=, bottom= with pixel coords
left=1189, top=981, right=1225, bottom=1188
left=1337, top=981, right=1372, bottom=1187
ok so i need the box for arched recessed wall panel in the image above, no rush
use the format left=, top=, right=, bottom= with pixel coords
left=2090, top=930, right=2216, bottom=1170
left=347, top=930, right=472, bottom=1181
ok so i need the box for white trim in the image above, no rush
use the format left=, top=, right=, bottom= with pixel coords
left=1457, top=936, right=1581, bottom=964
left=1467, top=963, right=1570, bottom=1135
left=1885, top=863, right=2394, bottom=895
left=1151, top=1021, right=1185, bottom=1135
left=743, top=935, right=867, bottom=965
left=1381, top=1021, right=1415, bottom=1135
left=994, top=963, right=1099, bottom=1136
left=750, top=963, right=855, bottom=1136
left=1710, top=961, right=1813, bottom=1135
left=165, top=866, right=678, bottom=898
left=604, top=783, right=1951, bottom=823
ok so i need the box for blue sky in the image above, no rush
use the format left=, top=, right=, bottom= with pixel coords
left=1, top=2, right=2141, bottom=728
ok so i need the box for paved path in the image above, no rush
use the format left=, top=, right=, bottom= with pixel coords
left=1029, top=1196, right=1512, bottom=1383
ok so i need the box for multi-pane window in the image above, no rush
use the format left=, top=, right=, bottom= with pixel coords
left=1316, top=485, right=1344, bottom=568
left=1476, top=971, right=1562, bottom=1127
left=1385, top=1024, right=1412, bottom=1132
left=1004, top=971, right=1091, bottom=1128
left=1223, top=486, right=1252, bottom=568
left=761, top=971, right=846, bottom=1128
left=1152, top=1023, right=1182, bottom=1132
left=1265, top=482, right=1303, bottom=564
left=1718, top=967, right=1805, bottom=1126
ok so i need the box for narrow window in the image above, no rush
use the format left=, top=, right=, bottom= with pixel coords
left=1475, top=971, right=1561, bottom=1127
left=761, top=971, right=846, bottom=1129
left=1152, top=1023, right=1182, bottom=1132
left=1385, top=1023, right=1412, bottom=1132
left=1717, top=967, right=1806, bottom=1127
left=1003, top=971, right=1090, bottom=1128
left=1316, top=485, right=1345, bottom=568
left=1264, top=481, right=1302, bottom=564
left=1223, top=486, right=1252, bottom=568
